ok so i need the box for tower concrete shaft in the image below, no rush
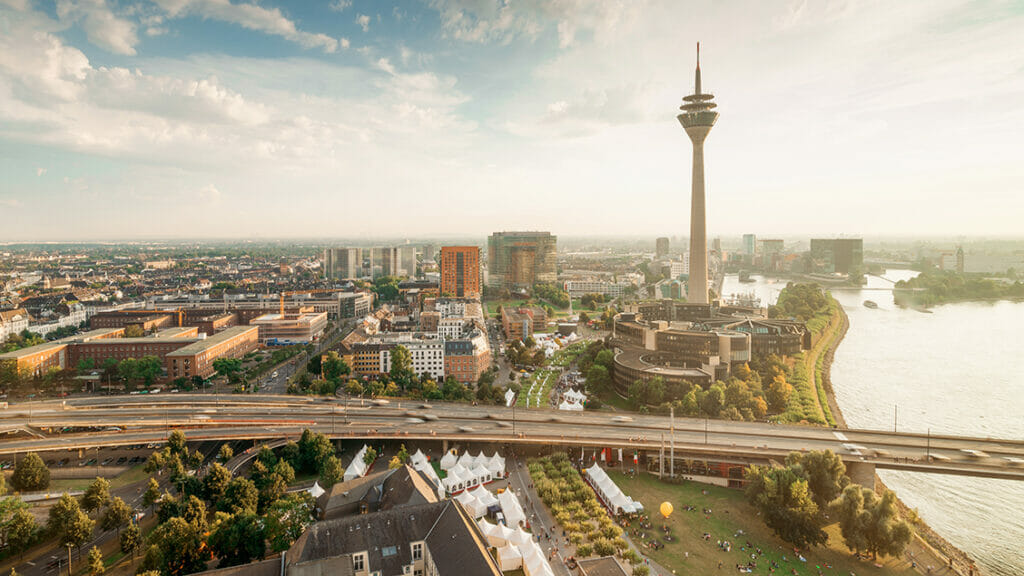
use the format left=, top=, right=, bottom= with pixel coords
left=677, top=43, right=718, bottom=305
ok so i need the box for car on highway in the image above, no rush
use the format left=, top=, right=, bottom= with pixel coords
left=423, top=414, right=439, bottom=421
left=458, top=426, right=474, bottom=432
left=961, top=449, right=989, bottom=459
left=842, top=443, right=866, bottom=456
left=611, top=416, right=634, bottom=423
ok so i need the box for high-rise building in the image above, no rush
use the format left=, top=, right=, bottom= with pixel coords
left=655, top=237, right=670, bottom=258
left=399, top=245, right=417, bottom=277
left=487, top=231, right=557, bottom=290
left=742, top=234, right=756, bottom=256
left=440, top=246, right=481, bottom=298
left=422, top=244, right=437, bottom=263
left=323, top=248, right=360, bottom=280
left=678, top=43, right=718, bottom=305
left=809, top=238, right=863, bottom=275
left=379, top=247, right=400, bottom=277
left=760, top=239, right=785, bottom=272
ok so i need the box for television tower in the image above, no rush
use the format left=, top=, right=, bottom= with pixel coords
left=678, top=42, right=718, bottom=305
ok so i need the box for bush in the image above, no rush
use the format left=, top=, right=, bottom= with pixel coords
left=576, top=544, right=593, bottom=557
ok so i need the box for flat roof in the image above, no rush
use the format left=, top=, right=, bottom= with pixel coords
left=165, top=325, right=258, bottom=357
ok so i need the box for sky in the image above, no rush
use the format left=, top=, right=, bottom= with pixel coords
left=0, top=0, right=1022, bottom=241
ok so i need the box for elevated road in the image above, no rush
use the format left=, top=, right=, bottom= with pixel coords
left=1, top=394, right=1022, bottom=481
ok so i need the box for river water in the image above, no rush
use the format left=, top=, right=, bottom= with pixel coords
left=721, top=272, right=1024, bottom=576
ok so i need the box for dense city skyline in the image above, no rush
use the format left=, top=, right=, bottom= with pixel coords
left=1, top=0, right=1023, bottom=240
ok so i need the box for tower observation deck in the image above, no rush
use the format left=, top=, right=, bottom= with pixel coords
left=678, top=43, right=718, bottom=305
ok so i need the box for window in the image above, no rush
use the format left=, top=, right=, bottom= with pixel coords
left=412, top=542, right=423, bottom=561
left=382, top=546, right=398, bottom=557
left=353, top=553, right=365, bottom=571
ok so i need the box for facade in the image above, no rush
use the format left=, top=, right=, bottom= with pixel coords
left=700, top=317, right=810, bottom=356
left=443, top=329, right=491, bottom=383
left=0, top=328, right=124, bottom=378
left=742, top=234, right=756, bottom=256
left=809, top=238, right=864, bottom=275
left=677, top=45, right=718, bottom=305
left=164, top=326, right=259, bottom=379
left=500, top=306, right=546, bottom=341
left=399, top=245, right=417, bottom=277
left=760, top=239, right=785, bottom=272
left=338, top=293, right=373, bottom=319
left=564, top=280, right=631, bottom=300
left=324, top=248, right=361, bottom=280
left=352, top=333, right=445, bottom=380
left=439, top=246, right=481, bottom=298
left=149, top=291, right=365, bottom=320
left=486, top=231, right=557, bottom=290
left=250, top=311, right=328, bottom=345
left=655, top=237, right=670, bottom=258
left=0, top=309, right=30, bottom=343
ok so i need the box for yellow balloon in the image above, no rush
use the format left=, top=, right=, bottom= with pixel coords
left=660, top=501, right=673, bottom=518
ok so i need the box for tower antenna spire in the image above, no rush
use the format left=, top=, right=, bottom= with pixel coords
left=695, top=42, right=702, bottom=95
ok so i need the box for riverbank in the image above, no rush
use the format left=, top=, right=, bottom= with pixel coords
left=821, top=299, right=980, bottom=575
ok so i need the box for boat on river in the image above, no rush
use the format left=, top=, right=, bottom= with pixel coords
left=863, top=300, right=878, bottom=309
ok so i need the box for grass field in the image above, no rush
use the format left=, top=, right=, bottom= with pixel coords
left=47, top=464, right=150, bottom=494
left=517, top=369, right=559, bottom=408
left=608, top=471, right=919, bottom=576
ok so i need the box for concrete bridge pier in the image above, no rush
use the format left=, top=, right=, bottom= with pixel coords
left=442, top=439, right=449, bottom=454
left=846, top=461, right=876, bottom=489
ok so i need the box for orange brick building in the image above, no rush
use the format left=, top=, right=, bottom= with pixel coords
left=440, top=246, right=481, bottom=298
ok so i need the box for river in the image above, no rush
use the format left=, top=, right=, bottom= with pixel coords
left=721, top=272, right=1024, bottom=576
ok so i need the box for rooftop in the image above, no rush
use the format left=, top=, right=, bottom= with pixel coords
left=165, top=325, right=258, bottom=356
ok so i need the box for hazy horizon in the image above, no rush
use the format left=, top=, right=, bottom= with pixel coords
left=2, top=0, right=1022, bottom=240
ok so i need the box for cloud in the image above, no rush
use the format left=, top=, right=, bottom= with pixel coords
left=428, top=0, right=633, bottom=47
left=356, top=13, right=369, bottom=32
left=329, top=0, right=351, bottom=12
left=56, top=0, right=139, bottom=55
left=152, top=0, right=341, bottom=52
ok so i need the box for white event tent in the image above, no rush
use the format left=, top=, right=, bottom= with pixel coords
left=585, top=463, right=643, bottom=515
left=343, top=445, right=370, bottom=482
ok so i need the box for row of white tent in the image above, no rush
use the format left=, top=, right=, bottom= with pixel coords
left=486, top=522, right=554, bottom=576
left=442, top=463, right=495, bottom=493
left=477, top=519, right=555, bottom=576
left=343, top=445, right=371, bottom=482
left=440, top=451, right=505, bottom=474
left=585, top=463, right=644, bottom=515
left=409, top=449, right=446, bottom=499
left=564, top=388, right=586, bottom=403
left=558, top=399, right=584, bottom=411
left=455, top=485, right=500, bottom=518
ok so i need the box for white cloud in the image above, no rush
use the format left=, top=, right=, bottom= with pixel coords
left=428, top=0, right=633, bottom=47
left=56, top=0, right=139, bottom=55
left=329, top=0, right=351, bottom=12
left=152, top=0, right=341, bottom=52
left=356, top=13, right=369, bottom=32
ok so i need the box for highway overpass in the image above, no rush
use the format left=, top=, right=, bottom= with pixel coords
left=1, top=394, right=1022, bottom=482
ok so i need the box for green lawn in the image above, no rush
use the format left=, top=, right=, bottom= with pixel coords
left=517, top=369, right=559, bottom=408
left=608, top=471, right=919, bottom=576
left=46, top=464, right=150, bottom=494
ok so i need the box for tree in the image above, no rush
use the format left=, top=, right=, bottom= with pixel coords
left=11, top=452, right=50, bottom=491
left=124, top=324, right=145, bottom=338
left=208, top=512, right=266, bottom=567
left=203, top=463, right=233, bottom=502
left=100, top=497, right=132, bottom=535
left=142, top=478, right=161, bottom=511
left=395, top=444, right=410, bottom=464
left=831, top=486, right=913, bottom=560
left=191, top=375, right=205, bottom=390
left=786, top=450, right=850, bottom=511
left=265, top=493, right=315, bottom=553
left=388, top=456, right=403, bottom=469
left=119, top=523, right=142, bottom=560
left=319, top=455, right=343, bottom=488
left=167, top=429, right=188, bottom=457
left=389, top=345, right=413, bottom=389
left=322, top=351, right=350, bottom=382
left=766, top=375, right=793, bottom=414
left=298, top=429, right=334, bottom=473
left=363, top=446, right=378, bottom=467
left=181, top=495, right=208, bottom=532
left=345, top=380, right=364, bottom=396
left=82, top=477, right=111, bottom=513
left=585, top=365, right=610, bottom=393
left=150, top=517, right=206, bottom=575
left=442, top=376, right=466, bottom=401
left=218, top=443, right=234, bottom=464
left=220, top=477, right=258, bottom=515
left=47, top=492, right=95, bottom=551
left=744, top=466, right=827, bottom=548
left=212, top=357, right=243, bottom=381
left=87, top=546, right=105, bottom=576
left=7, top=508, right=37, bottom=558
